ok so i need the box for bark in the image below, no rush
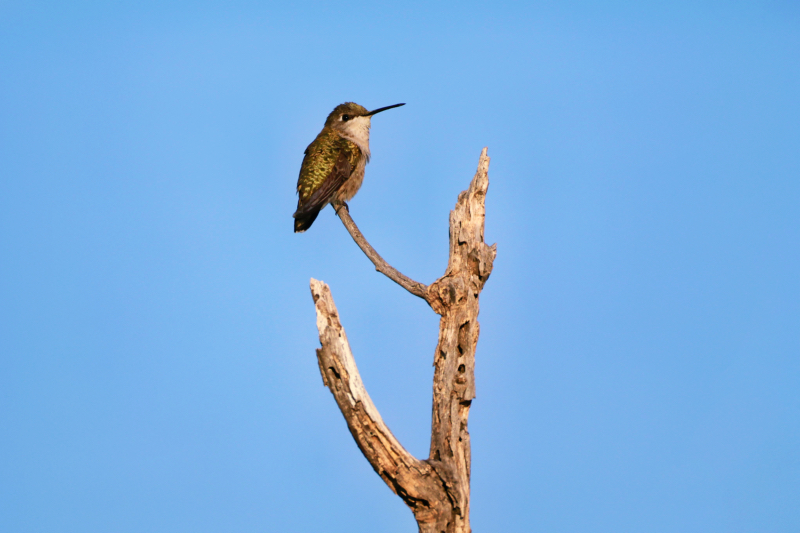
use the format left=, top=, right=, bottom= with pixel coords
left=310, top=148, right=495, bottom=532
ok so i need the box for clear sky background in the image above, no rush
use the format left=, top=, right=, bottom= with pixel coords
left=1, top=1, right=798, bottom=532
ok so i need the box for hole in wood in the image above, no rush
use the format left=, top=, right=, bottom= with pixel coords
left=457, top=320, right=470, bottom=356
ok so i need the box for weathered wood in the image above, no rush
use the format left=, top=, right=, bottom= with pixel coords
left=425, top=148, right=495, bottom=532
left=311, top=149, right=494, bottom=533
left=311, top=280, right=451, bottom=530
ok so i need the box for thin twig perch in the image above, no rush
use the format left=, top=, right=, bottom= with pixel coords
left=335, top=205, right=430, bottom=302
left=311, top=148, right=495, bottom=533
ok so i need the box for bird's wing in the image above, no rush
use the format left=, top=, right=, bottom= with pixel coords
left=294, top=135, right=355, bottom=218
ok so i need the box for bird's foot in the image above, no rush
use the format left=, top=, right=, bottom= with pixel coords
left=333, top=201, right=350, bottom=215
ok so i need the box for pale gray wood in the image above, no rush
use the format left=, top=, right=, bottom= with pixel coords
left=311, top=149, right=495, bottom=533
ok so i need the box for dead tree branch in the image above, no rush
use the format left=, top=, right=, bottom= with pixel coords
left=311, top=280, right=452, bottom=527
left=311, top=148, right=495, bottom=533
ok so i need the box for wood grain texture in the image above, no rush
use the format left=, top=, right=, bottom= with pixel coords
left=311, top=148, right=494, bottom=533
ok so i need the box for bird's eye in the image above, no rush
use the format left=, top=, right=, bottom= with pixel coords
left=342, top=114, right=350, bottom=121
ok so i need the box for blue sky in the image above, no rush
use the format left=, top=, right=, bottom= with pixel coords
left=1, top=1, right=798, bottom=532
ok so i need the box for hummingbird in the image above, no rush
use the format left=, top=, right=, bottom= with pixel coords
left=293, top=102, right=405, bottom=232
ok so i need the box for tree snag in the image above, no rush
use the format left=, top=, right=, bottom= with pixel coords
left=310, top=148, right=495, bottom=533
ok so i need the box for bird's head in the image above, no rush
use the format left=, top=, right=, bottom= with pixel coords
left=325, top=102, right=405, bottom=144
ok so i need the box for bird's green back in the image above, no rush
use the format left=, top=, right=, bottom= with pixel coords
left=296, top=128, right=361, bottom=203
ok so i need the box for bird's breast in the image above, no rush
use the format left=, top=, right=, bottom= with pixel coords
left=335, top=156, right=367, bottom=203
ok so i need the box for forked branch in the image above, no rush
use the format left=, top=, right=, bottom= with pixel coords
left=311, top=280, right=451, bottom=527
left=312, top=148, right=495, bottom=533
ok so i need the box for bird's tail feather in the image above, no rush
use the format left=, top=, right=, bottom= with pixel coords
left=293, top=208, right=320, bottom=233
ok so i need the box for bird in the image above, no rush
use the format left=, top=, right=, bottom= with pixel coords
left=293, top=102, right=405, bottom=232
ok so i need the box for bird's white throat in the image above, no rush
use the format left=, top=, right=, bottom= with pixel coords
left=339, top=116, right=371, bottom=162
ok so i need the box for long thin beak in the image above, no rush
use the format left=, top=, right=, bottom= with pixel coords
left=365, top=103, right=405, bottom=116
